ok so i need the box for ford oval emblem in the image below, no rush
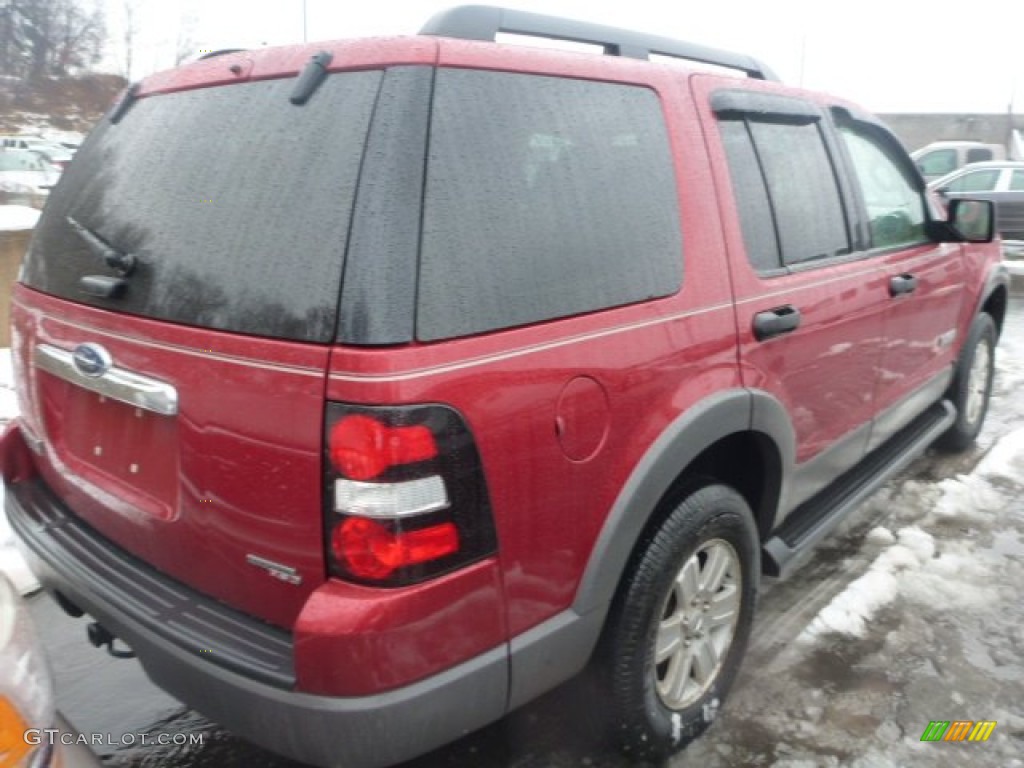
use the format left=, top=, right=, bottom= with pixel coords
left=71, top=343, right=112, bottom=378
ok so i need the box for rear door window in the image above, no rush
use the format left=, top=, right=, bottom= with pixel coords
left=23, top=72, right=382, bottom=343
left=417, top=70, right=682, bottom=341
left=716, top=96, right=850, bottom=271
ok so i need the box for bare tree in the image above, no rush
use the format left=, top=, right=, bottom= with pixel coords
left=174, top=8, right=198, bottom=66
left=0, top=0, right=104, bottom=81
left=53, top=0, right=104, bottom=75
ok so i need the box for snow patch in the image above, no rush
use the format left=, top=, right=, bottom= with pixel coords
left=0, top=389, right=17, bottom=424
left=0, top=484, right=38, bottom=594
left=0, top=205, right=41, bottom=230
left=974, top=426, right=1024, bottom=483
left=702, top=697, right=720, bottom=723
left=0, top=543, right=38, bottom=595
left=799, top=568, right=899, bottom=640
left=800, top=528, right=937, bottom=641
left=929, top=474, right=1003, bottom=520
left=893, top=526, right=935, bottom=562
left=865, top=526, right=895, bottom=546
left=801, top=424, right=1024, bottom=645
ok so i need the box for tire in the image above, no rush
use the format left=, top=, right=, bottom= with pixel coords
left=936, top=313, right=996, bottom=452
left=598, top=483, right=759, bottom=761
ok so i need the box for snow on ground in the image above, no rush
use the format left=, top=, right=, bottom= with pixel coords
left=0, top=484, right=38, bottom=594
left=0, top=348, right=17, bottom=423
left=799, top=428, right=1024, bottom=645
left=0, top=204, right=41, bottom=230
left=680, top=299, right=1024, bottom=768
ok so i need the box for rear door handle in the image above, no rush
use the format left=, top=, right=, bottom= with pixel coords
left=889, top=273, right=918, bottom=296
left=752, top=305, right=801, bottom=341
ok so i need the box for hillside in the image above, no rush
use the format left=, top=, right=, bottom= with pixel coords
left=0, top=73, right=127, bottom=138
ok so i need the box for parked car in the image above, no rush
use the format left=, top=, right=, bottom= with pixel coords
left=0, top=136, right=39, bottom=150
left=912, top=140, right=1008, bottom=182
left=27, top=144, right=74, bottom=171
left=1, top=137, right=74, bottom=170
left=930, top=161, right=1024, bottom=241
left=0, top=573, right=101, bottom=768
left=0, top=149, right=61, bottom=208
left=2, top=6, right=1008, bottom=768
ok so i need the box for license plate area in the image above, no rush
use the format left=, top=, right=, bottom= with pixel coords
left=41, top=379, right=179, bottom=520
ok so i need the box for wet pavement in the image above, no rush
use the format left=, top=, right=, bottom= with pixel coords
left=27, top=295, right=1024, bottom=768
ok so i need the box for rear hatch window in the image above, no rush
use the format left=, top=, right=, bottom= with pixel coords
left=23, top=71, right=382, bottom=343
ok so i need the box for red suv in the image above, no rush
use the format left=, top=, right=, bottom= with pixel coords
left=2, top=6, right=1008, bottom=767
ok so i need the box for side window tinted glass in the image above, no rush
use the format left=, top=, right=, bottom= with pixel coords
left=966, top=147, right=994, bottom=163
left=1010, top=170, right=1024, bottom=191
left=839, top=126, right=927, bottom=249
left=947, top=169, right=1001, bottom=193
left=719, top=120, right=782, bottom=271
left=747, top=120, right=850, bottom=266
left=917, top=149, right=957, bottom=177
left=419, top=70, right=682, bottom=341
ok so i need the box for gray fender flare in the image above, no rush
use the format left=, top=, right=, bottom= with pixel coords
left=972, top=262, right=1009, bottom=332
left=572, top=388, right=795, bottom=617
left=506, top=388, right=795, bottom=710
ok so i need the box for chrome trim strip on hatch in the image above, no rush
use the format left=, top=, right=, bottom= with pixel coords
left=34, top=343, right=179, bottom=416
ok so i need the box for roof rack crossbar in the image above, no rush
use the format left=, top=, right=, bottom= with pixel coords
left=419, top=5, right=779, bottom=81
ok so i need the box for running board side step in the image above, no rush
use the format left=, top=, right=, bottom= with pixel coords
left=763, top=400, right=955, bottom=579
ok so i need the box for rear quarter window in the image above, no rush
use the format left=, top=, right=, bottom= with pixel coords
left=417, top=70, right=683, bottom=341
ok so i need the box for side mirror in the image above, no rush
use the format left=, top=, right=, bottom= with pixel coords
left=927, top=198, right=995, bottom=243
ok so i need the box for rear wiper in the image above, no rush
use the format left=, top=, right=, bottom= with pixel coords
left=290, top=51, right=333, bottom=105
left=66, top=216, right=136, bottom=277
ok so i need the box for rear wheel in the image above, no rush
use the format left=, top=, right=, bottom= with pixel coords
left=599, top=483, right=759, bottom=761
left=937, top=313, right=996, bottom=452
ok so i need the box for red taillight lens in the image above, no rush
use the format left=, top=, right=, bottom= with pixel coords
left=332, top=517, right=459, bottom=580
left=324, top=403, right=496, bottom=587
left=329, top=414, right=438, bottom=480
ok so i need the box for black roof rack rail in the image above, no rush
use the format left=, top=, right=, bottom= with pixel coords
left=420, top=5, right=779, bottom=81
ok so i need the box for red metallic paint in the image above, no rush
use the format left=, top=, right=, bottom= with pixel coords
left=294, top=559, right=505, bottom=695
left=12, top=286, right=329, bottom=629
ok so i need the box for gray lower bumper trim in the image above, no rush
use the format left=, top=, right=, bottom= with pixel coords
left=9, top=480, right=510, bottom=768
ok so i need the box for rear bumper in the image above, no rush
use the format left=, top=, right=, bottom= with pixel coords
left=7, top=476, right=509, bottom=768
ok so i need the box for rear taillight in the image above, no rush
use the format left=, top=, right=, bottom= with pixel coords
left=324, top=404, right=497, bottom=586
